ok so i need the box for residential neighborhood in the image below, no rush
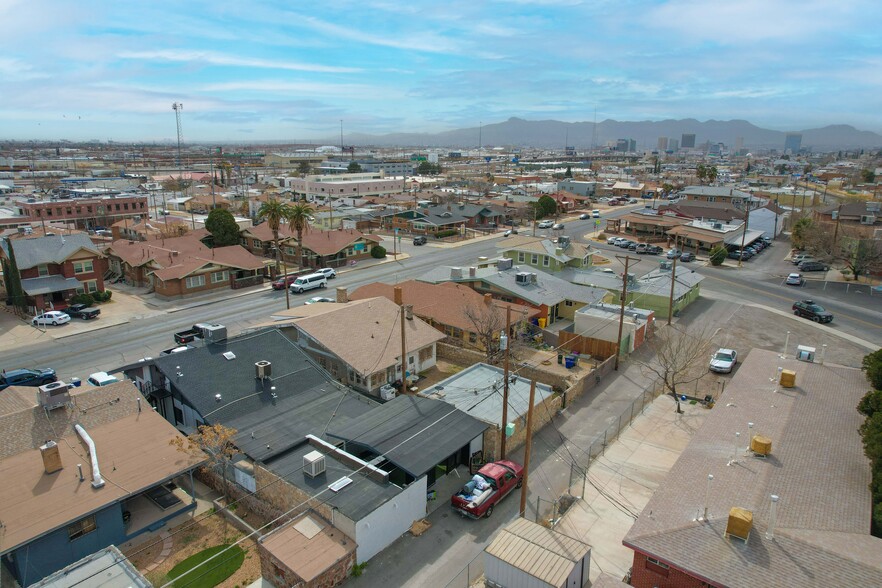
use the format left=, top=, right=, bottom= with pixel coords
left=2, top=127, right=882, bottom=588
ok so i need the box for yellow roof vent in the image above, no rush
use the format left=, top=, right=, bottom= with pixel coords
left=726, top=507, right=753, bottom=542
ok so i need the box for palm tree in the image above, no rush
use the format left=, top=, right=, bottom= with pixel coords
left=287, top=201, right=315, bottom=269
left=257, top=198, right=292, bottom=273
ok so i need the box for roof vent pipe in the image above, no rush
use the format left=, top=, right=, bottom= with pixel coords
left=74, top=424, right=105, bottom=488
left=766, top=495, right=779, bottom=540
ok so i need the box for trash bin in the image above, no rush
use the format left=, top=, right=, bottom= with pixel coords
left=565, top=357, right=575, bottom=369
left=70, top=377, right=81, bottom=387
left=557, top=353, right=564, bottom=365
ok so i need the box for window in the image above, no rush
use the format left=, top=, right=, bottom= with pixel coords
left=542, top=255, right=549, bottom=267
left=73, top=260, right=94, bottom=274
left=285, top=246, right=295, bottom=256
left=409, top=355, right=414, bottom=364
left=37, top=264, right=49, bottom=277
left=186, top=275, right=206, bottom=289
left=211, top=270, right=229, bottom=284
left=645, top=557, right=670, bottom=577
left=518, top=252, right=525, bottom=263
left=87, top=206, right=93, bottom=213
left=531, top=254, right=538, bottom=265
left=419, top=347, right=433, bottom=362
left=565, top=300, right=573, bottom=307
left=68, top=515, right=97, bottom=541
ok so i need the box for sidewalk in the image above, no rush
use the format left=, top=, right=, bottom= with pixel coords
left=554, top=394, right=710, bottom=583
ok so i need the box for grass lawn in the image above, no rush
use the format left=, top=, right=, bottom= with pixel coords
left=165, top=544, right=245, bottom=588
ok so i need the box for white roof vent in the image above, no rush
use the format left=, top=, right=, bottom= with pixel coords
left=328, top=476, right=353, bottom=492
left=223, top=351, right=236, bottom=360
left=303, top=450, right=326, bottom=478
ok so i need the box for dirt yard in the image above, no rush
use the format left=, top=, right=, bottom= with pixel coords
left=122, top=514, right=261, bottom=588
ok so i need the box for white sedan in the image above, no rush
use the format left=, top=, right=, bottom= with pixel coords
left=304, top=296, right=335, bottom=305
left=709, top=348, right=737, bottom=373
left=785, top=273, right=804, bottom=286
left=32, top=311, right=71, bottom=326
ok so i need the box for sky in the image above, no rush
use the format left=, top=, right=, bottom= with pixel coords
left=1, top=0, right=880, bottom=142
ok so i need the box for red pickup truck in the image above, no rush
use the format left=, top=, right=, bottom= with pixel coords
left=451, top=460, right=524, bottom=519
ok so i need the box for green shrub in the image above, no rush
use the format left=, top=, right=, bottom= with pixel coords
left=370, top=245, right=387, bottom=259
left=708, top=245, right=727, bottom=266
left=863, top=350, right=882, bottom=393
left=597, top=232, right=607, bottom=241
left=92, top=290, right=112, bottom=303
left=69, top=293, right=94, bottom=306
left=436, top=229, right=458, bottom=238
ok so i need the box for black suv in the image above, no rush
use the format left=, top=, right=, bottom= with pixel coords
left=413, top=236, right=427, bottom=246
left=0, top=368, right=57, bottom=391
left=792, top=300, right=833, bottom=323
left=67, top=303, right=101, bottom=320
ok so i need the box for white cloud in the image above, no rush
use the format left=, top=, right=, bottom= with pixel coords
left=117, top=50, right=362, bottom=74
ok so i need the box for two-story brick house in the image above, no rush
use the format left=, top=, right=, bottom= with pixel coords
left=1, top=233, right=107, bottom=312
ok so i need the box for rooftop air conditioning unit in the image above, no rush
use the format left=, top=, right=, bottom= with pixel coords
left=255, top=360, right=272, bottom=380
left=713, top=223, right=723, bottom=230
left=39, top=381, right=71, bottom=411
left=200, top=323, right=227, bottom=343
left=497, top=258, right=513, bottom=271
left=515, top=272, right=531, bottom=284
left=303, top=450, right=326, bottom=478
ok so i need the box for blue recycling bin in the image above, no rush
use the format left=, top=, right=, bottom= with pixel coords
left=564, top=357, right=576, bottom=369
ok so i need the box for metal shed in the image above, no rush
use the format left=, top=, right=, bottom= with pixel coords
left=484, top=518, right=591, bottom=588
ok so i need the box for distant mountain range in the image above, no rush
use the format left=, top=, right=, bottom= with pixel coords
left=341, top=118, right=882, bottom=151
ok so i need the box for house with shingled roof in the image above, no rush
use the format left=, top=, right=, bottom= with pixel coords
left=0, top=233, right=107, bottom=313
left=348, top=280, right=539, bottom=353
left=498, top=235, right=598, bottom=272
left=104, top=233, right=267, bottom=297
left=624, top=349, right=882, bottom=588
left=240, top=224, right=382, bottom=270
left=0, top=381, right=204, bottom=586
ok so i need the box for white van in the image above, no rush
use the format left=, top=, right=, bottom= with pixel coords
left=289, top=273, right=328, bottom=294
left=87, top=372, right=120, bottom=387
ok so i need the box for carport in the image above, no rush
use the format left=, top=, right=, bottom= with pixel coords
left=327, top=395, right=487, bottom=489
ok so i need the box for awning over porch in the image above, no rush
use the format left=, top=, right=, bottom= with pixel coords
left=20, top=275, right=83, bottom=296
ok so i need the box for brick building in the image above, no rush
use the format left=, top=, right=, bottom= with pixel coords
left=623, top=349, right=882, bottom=587
left=15, top=194, right=149, bottom=230
left=1, top=233, right=107, bottom=312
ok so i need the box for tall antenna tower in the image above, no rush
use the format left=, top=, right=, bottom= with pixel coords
left=172, top=102, right=184, bottom=169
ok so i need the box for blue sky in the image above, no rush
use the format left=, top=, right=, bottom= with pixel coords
left=1, top=0, right=880, bottom=142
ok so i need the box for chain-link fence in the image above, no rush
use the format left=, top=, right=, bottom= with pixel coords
left=551, top=378, right=667, bottom=524
left=443, top=551, right=484, bottom=588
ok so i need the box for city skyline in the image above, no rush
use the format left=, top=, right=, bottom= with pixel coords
left=1, top=0, right=880, bottom=142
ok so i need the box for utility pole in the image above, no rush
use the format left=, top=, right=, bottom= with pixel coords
left=667, top=255, right=678, bottom=325
left=519, top=378, right=537, bottom=518
left=400, top=303, right=409, bottom=395
left=614, top=255, right=638, bottom=370
left=832, top=203, right=844, bottom=245
left=738, top=207, right=749, bottom=268
left=500, top=306, right=512, bottom=460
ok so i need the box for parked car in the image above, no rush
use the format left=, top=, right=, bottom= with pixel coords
left=792, top=299, right=833, bottom=323
left=798, top=261, right=829, bottom=272
left=32, top=311, right=70, bottom=326
left=628, top=198, right=638, bottom=204
left=791, top=253, right=813, bottom=265
left=413, top=236, right=428, bottom=246
left=0, top=367, right=57, bottom=391
left=503, top=229, right=518, bottom=237
left=66, top=303, right=100, bottom=320
left=272, top=274, right=300, bottom=290
left=647, top=245, right=663, bottom=255
left=304, top=296, right=335, bottom=305
left=317, top=268, right=337, bottom=279
left=551, top=223, right=565, bottom=230
left=537, top=220, right=554, bottom=229
left=709, top=348, right=738, bottom=373
left=635, top=243, right=649, bottom=254
left=619, top=240, right=635, bottom=248
left=785, top=273, right=804, bottom=286
left=679, top=252, right=695, bottom=262
left=592, top=210, right=601, bottom=218
left=87, top=372, right=120, bottom=387
left=609, top=236, right=622, bottom=245
left=579, top=213, right=590, bottom=220
left=290, top=273, right=328, bottom=294
left=628, top=242, right=638, bottom=252
left=160, top=344, right=195, bottom=356
left=666, top=248, right=682, bottom=259
left=451, top=460, right=523, bottom=519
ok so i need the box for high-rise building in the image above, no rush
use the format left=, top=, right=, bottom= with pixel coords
left=735, top=136, right=744, bottom=153
left=615, top=139, right=629, bottom=152
left=657, top=137, right=668, bottom=151
left=681, top=134, right=696, bottom=149
left=668, top=139, right=679, bottom=152
left=784, top=133, right=802, bottom=154
left=628, top=139, right=637, bottom=152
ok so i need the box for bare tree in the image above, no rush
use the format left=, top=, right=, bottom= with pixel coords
left=804, top=223, right=882, bottom=280
left=638, top=324, right=714, bottom=413
left=170, top=423, right=237, bottom=500
left=463, top=301, right=505, bottom=362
